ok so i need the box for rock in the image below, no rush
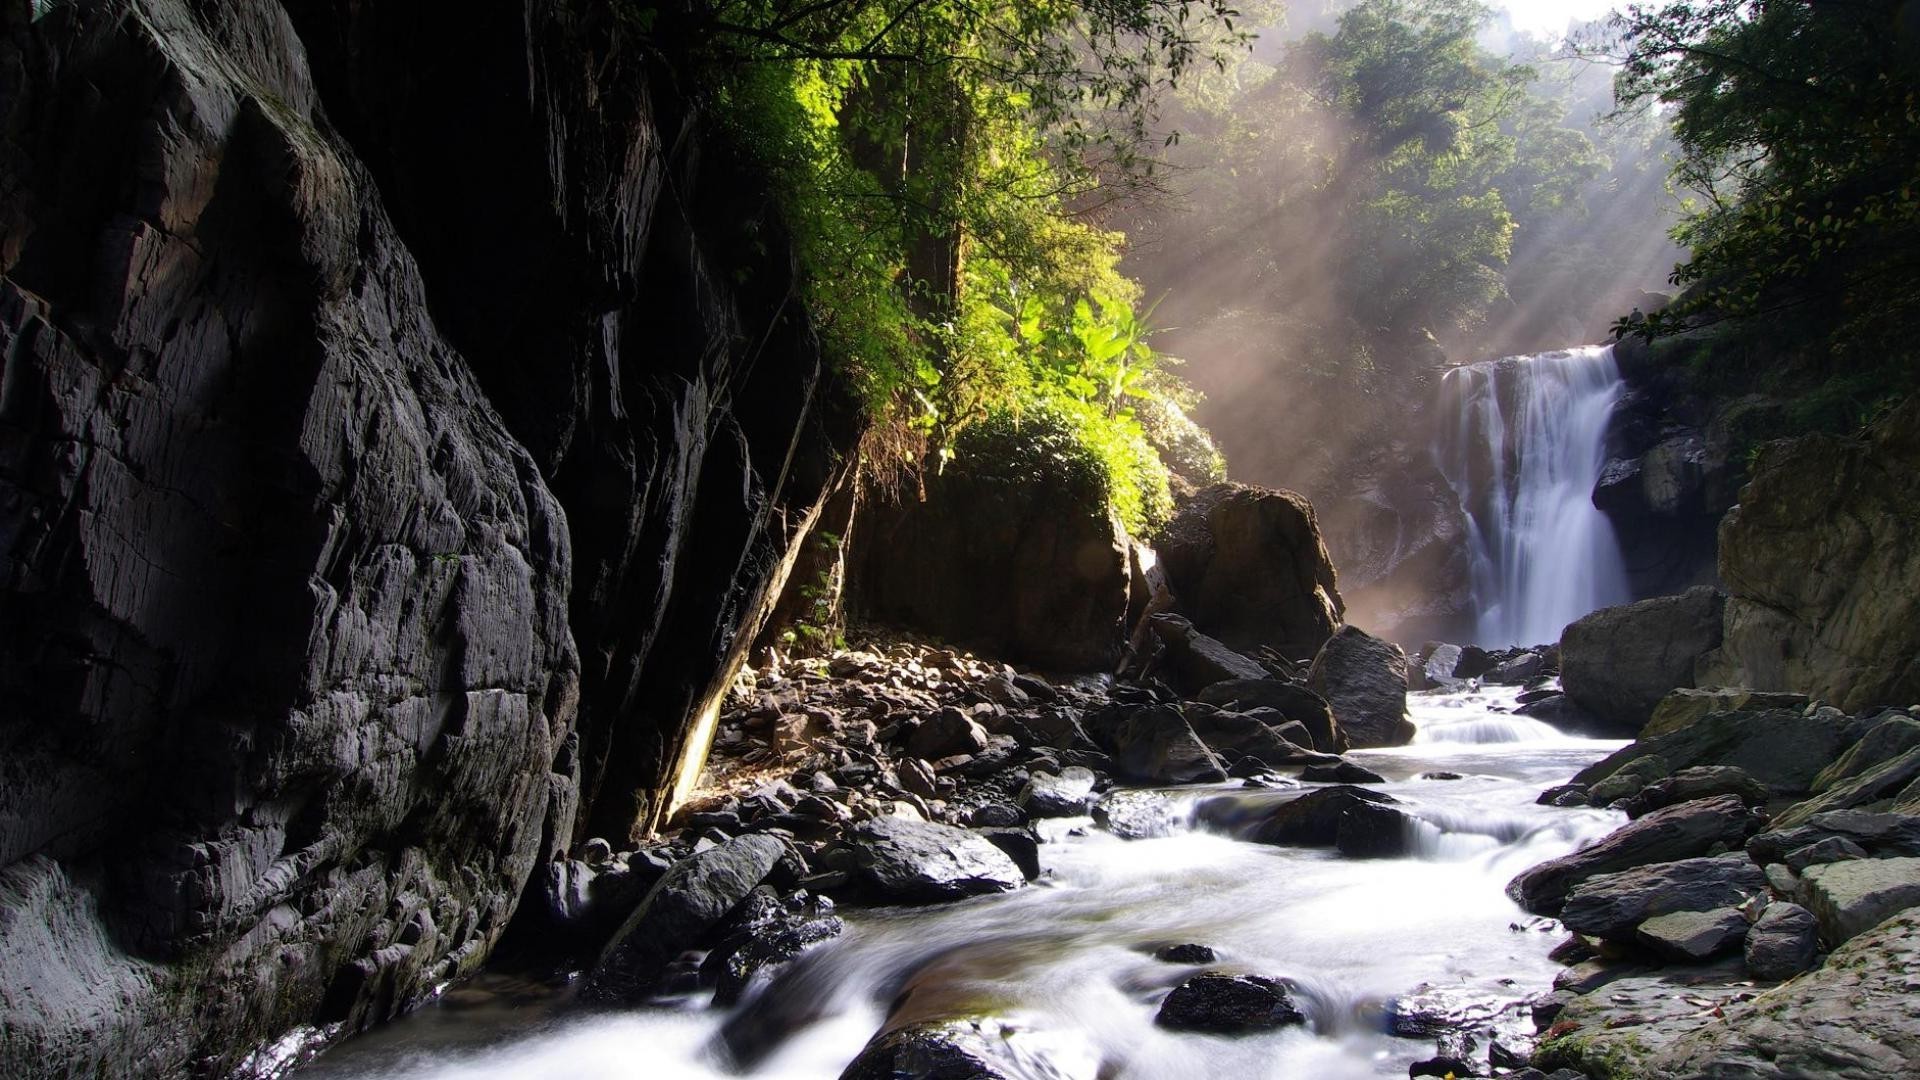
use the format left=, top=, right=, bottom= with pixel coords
left=1775, top=746, right=1920, bottom=828
left=1184, top=706, right=1321, bottom=766
left=701, top=889, right=844, bottom=1006
left=1638, top=907, right=1749, bottom=962
left=1153, top=973, right=1308, bottom=1033
left=1513, top=693, right=1604, bottom=734
left=1422, top=643, right=1466, bottom=685
left=1707, top=400, right=1920, bottom=714
left=1648, top=908, right=1920, bottom=1078
left=906, top=709, right=991, bottom=760
left=974, top=828, right=1042, bottom=881
left=1154, top=943, right=1217, bottom=963
left=1814, top=716, right=1920, bottom=794
left=838, top=1020, right=1020, bottom=1080
left=1145, top=614, right=1271, bottom=691
left=1507, top=795, right=1755, bottom=914
left=1308, top=626, right=1414, bottom=749
left=1622, top=765, right=1770, bottom=818
left=852, top=409, right=1130, bottom=671
left=1748, top=810, right=1920, bottom=864
left=1336, top=799, right=1416, bottom=858
left=1536, top=783, right=1589, bottom=807
left=977, top=674, right=1031, bottom=709
left=1744, top=902, right=1819, bottom=980
left=585, top=835, right=788, bottom=1002
left=1587, top=755, right=1671, bottom=807
left=1645, top=687, right=1811, bottom=739
left=1799, top=857, right=1920, bottom=947
left=1016, top=767, right=1097, bottom=818
left=1559, top=587, right=1726, bottom=733
left=1558, top=854, right=1768, bottom=941
left=1194, top=679, right=1345, bottom=753
left=849, top=817, right=1025, bottom=903
left=1536, top=958, right=1753, bottom=1075
left=1409, top=1055, right=1477, bottom=1078
left=1573, top=706, right=1852, bottom=797
left=969, top=803, right=1026, bottom=828
left=1784, top=836, right=1870, bottom=873
left=1154, top=482, right=1344, bottom=657
left=1488, top=651, right=1547, bottom=685
left=1197, top=786, right=1405, bottom=849
left=1101, top=705, right=1228, bottom=785
left=1301, top=760, right=1387, bottom=784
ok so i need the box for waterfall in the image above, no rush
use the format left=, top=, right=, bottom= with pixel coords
left=1436, top=345, right=1632, bottom=647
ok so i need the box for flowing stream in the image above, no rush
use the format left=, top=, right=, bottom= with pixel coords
left=1435, top=346, right=1633, bottom=647
left=303, top=689, right=1622, bottom=1080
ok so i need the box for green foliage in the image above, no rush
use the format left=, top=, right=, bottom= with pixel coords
left=1611, top=0, right=1920, bottom=360
left=655, top=0, right=1234, bottom=536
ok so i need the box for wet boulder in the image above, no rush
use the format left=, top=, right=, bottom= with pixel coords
left=1308, top=626, right=1414, bottom=749
left=1558, top=854, right=1768, bottom=941
left=701, top=888, right=843, bottom=1006
left=1184, top=705, right=1320, bottom=766
left=1092, top=789, right=1183, bottom=839
left=1488, top=651, right=1548, bottom=685
left=1195, top=679, right=1345, bottom=753
left=1154, top=973, right=1308, bottom=1033
left=1155, top=482, right=1344, bottom=658
left=839, top=1020, right=1021, bottom=1080
left=975, top=827, right=1042, bottom=881
left=1507, top=795, right=1756, bottom=915
left=584, top=834, right=788, bottom=1003
left=1197, top=785, right=1408, bottom=850
left=1301, top=759, right=1387, bottom=785
left=1744, top=901, right=1820, bottom=981
left=850, top=817, right=1026, bottom=903
left=1559, top=587, right=1725, bottom=733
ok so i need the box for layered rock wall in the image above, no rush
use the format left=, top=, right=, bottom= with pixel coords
left=0, top=1, right=858, bottom=1074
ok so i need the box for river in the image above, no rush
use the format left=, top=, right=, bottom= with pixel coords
left=302, top=686, right=1621, bottom=1080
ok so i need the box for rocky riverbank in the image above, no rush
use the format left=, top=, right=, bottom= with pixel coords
left=1507, top=690, right=1920, bottom=1079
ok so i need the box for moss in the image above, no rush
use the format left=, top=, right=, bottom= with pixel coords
left=1533, top=1032, right=1648, bottom=1080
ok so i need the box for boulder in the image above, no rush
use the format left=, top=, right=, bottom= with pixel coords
left=1798, top=857, right=1920, bottom=947
left=1155, top=482, right=1344, bottom=658
left=1573, top=707, right=1852, bottom=797
left=1645, top=687, right=1811, bottom=739
left=585, top=835, right=787, bottom=1002
left=1145, top=614, right=1270, bottom=691
left=1812, top=716, right=1920, bottom=794
left=1708, top=399, right=1920, bottom=713
left=1016, top=767, right=1098, bottom=818
left=1559, top=587, right=1725, bottom=733
left=975, top=828, right=1042, bottom=881
left=1637, top=907, right=1749, bottom=963
left=1649, top=908, right=1920, bottom=1079
left=839, top=1020, right=1020, bottom=1080
left=1507, top=795, right=1755, bottom=914
left=1335, top=799, right=1416, bottom=858
left=1784, top=836, right=1871, bottom=873
left=1558, top=854, right=1768, bottom=941
left=1776, top=746, right=1920, bottom=828
left=1194, top=679, right=1345, bottom=753
left=1308, top=626, right=1414, bottom=749
left=1184, top=706, right=1320, bottom=766
left=849, top=817, right=1025, bottom=903
left=1092, top=790, right=1182, bottom=840
left=1743, top=902, right=1819, bottom=981
left=1196, top=786, right=1406, bottom=849
left=1488, top=652, right=1548, bottom=685
left=1101, top=705, right=1228, bottom=785
left=1154, top=973, right=1308, bottom=1033
left=1421, top=643, right=1466, bottom=686
left=701, top=889, right=844, bottom=1006
left=852, top=410, right=1130, bottom=671
left=1748, top=810, right=1920, bottom=864
left=906, top=709, right=991, bottom=760
left=1621, top=766, right=1770, bottom=819
left=1301, top=760, right=1387, bottom=785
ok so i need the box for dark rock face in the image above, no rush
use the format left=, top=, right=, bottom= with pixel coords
left=851, top=413, right=1129, bottom=672
left=1574, top=707, right=1852, bottom=798
left=839, top=1021, right=1019, bottom=1080
left=1194, top=678, right=1344, bottom=753
left=849, top=817, right=1025, bottom=903
left=584, top=834, right=786, bottom=1003
left=1558, top=855, right=1768, bottom=942
left=1156, top=483, right=1344, bottom=659
left=1308, top=626, right=1413, bottom=749
left=1708, top=399, right=1920, bottom=713
left=1154, top=973, right=1308, bottom=1033
left=0, top=2, right=860, bottom=1073
left=1507, top=795, right=1755, bottom=915
left=1559, top=587, right=1725, bottom=733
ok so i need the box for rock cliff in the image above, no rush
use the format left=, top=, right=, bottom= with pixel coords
left=0, top=1, right=858, bottom=1074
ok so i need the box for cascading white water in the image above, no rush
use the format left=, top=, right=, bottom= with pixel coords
left=1436, top=345, right=1633, bottom=647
